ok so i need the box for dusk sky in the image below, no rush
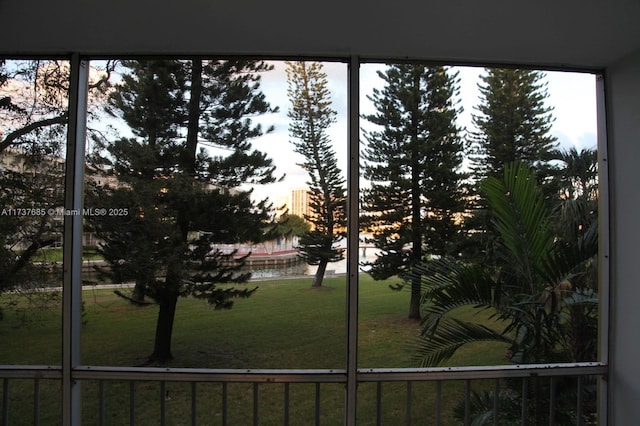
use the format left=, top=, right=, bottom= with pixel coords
left=88, top=59, right=597, bottom=207
left=248, top=61, right=598, bottom=205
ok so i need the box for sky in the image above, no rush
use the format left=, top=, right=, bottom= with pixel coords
left=247, top=61, right=599, bottom=205
left=2, top=59, right=597, bottom=208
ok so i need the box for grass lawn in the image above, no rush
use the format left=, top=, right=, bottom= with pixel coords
left=0, top=274, right=510, bottom=424
left=29, top=247, right=104, bottom=263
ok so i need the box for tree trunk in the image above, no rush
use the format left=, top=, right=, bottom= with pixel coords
left=409, top=275, right=421, bottom=320
left=147, top=58, right=201, bottom=364
left=131, top=279, right=146, bottom=303
left=184, top=59, right=202, bottom=175
left=312, top=259, right=328, bottom=287
left=149, top=294, right=178, bottom=363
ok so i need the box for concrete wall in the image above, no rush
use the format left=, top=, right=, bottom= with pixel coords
left=606, top=49, right=640, bottom=424
left=1, top=0, right=639, bottom=69
left=2, top=0, right=640, bottom=422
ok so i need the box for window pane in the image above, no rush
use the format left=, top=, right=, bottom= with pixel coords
left=0, top=59, right=70, bottom=366
left=358, top=63, right=599, bottom=368
left=82, top=59, right=348, bottom=369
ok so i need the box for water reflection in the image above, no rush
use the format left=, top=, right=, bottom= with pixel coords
left=249, top=241, right=380, bottom=279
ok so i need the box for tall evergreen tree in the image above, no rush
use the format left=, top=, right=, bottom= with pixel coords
left=470, top=68, right=557, bottom=181
left=361, top=65, right=467, bottom=320
left=285, top=61, right=347, bottom=287
left=91, top=60, right=188, bottom=302
left=88, top=59, right=279, bottom=362
left=465, top=68, right=558, bottom=262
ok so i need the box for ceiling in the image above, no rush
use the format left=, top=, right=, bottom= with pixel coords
left=1, top=0, right=639, bottom=70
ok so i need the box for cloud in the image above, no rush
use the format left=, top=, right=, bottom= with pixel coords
left=552, top=130, right=597, bottom=152
left=250, top=61, right=598, bottom=205
left=576, top=132, right=597, bottom=150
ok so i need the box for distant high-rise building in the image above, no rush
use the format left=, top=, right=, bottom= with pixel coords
left=290, top=188, right=311, bottom=219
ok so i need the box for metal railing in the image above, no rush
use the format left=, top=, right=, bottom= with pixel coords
left=1, top=362, right=607, bottom=425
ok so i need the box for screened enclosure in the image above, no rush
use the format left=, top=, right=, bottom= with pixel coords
left=0, top=54, right=609, bottom=425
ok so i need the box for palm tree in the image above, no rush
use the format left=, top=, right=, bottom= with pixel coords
left=551, top=146, right=598, bottom=202
left=410, top=162, right=598, bottom=424
left=412, top=162, right=598, bottom=367
left=549, top=147, right=598, bottom=295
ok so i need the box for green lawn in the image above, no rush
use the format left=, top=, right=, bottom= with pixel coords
left=0, top=274, right=509, bottom=424
left=29, top=247, right=104, bottom=263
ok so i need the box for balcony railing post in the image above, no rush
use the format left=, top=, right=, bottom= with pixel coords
left=549, top=376, right=557, bottom=426
left=191, top=382, right=197, bottom=426
left=436, top=381, right=442, bottom=426
left=577, top=376, right=584, bottom=426
left=253, top=383, right=259, bottom=426
left=2, top=378, right=8, bottom=426
left=376, top=381, right=382, bottom=426
left=33, top=378, right=40, bottom=426
left=315, top=382, right=321, bottom=426
left=160, top=381, right=166, bottom=426
left=465, top=379, right=471, bottom=425
left=284, top=383, right=290, bottom=426
left=99, top=381, right=105, bottom=426
left=129, top=381, right=135, bottom=425
left=406, top=381, right=412, bottom=426
left=521, top=378, right=528, bottom=425
left=222, top=382, right=228, bottom=426
left=493, top=378, right=499, bottom=426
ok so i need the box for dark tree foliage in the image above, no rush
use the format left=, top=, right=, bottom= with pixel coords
left=0, top=61, right=74, bottom=293
left=0, top=60, right=114, bottom=297
left=470, top=68, right=558, bottom=181
left=286, top=61, right=346, bottom=287
left=548, top=146, right=599, bottom=292
left=361, top=64, right=467, bottom=320
left=464, top=68, right=558, bottom=263
left=276, top=213, right=311, bottom=238
left=87, top=59, right=278, bottom=362
left=416, top=165, right=599, bottom=360
left=1, top=61, right=69, bottom=291
left=550, top=146, right=598, bottom=202
left=414, top=162, right=599, bottom=424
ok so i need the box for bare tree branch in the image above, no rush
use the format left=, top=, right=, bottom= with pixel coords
left=0, top=114, right=68, bottom=153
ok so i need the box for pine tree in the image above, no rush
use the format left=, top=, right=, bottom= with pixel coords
left=361, top=65, right=467, bottom=320
left=90, top=60, right=188, bottom=302
left=465, top=68, right=558, bottom=263
left=88, top=59, right=279, bottom=362
left=286, top=61, right=346, bottom=287
left=470, top=68, right=557, bottom=181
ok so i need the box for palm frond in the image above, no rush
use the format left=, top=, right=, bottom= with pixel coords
left=481, top=162, right=555, bottom=293
left=542, top=217, right=598, bottom=289
left=412, top=318, right=513, bottom=367
left=412, top=259, right=504, bottom=333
